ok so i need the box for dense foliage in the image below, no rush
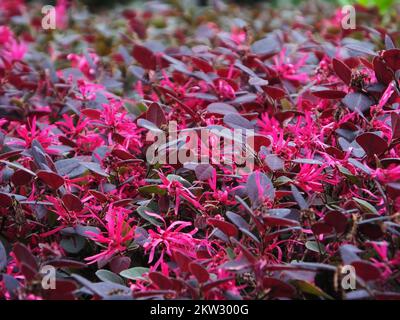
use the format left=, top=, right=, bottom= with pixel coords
left=0, top=0, right=400, bottom=300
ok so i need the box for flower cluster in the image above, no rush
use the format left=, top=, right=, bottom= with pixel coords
left=0, top=0, right=399, bottom=300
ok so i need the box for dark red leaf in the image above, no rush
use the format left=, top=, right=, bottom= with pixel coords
left=312, top=89, right=346, bottom=99
left=376, top=293, right=400, bottom=300
left=45, top=259, right=87, bottom=269
left=172, top=250, right=192, bottom=272
left=132, top=44, right=156, bottom=70
left=325, top=146, right=346, bottom=159
left=355, top=132, right=388, bottom=156
left=202, top=277, right=235, bottom=292
left=373, top=56, right=393, bottom=85
left=62, top=193, right=83, bottom=211
left=37, top=170, right=64, bottom=189
left=207, top=218, right=238, bottom=237
left=0, top=192, right=13, bottom=208
left=252, top=134, right=272, bottom=153
left=89, top=190, right=108, bottom=203
left=20, top=262, right=37, bottom=281
left=391, top=112, right=400, bottom=140
left=81, top=108, right=102, bottom=120
left=110, top=256, right=131, bottom=274
left=148, top=103, right=167, bottom=126
left=263, top=216, right=299, bottom=227
left=0, top=150, right=22, bottom=160
left=191, top=57, right=213, bottom=73
left=11, top=169, right=33, bottom=186
left=351, top=261, right=381, bottom=281
left=324, top=211, right=347, bottom=234
left=149, top=272, right=172, bottom=290
left=311, top=222, right=334, bottom=235
left=382, top=49, right=400, bottom=71
left=344, top=57, right=360, bottom=69
left=262, top=277, right=296, bottom=298
left=111, top=148, right=136, bottom=160
left=44, top=280, right=77, bottom=300
left=13, top=243, right=38, bottom=271
left=332, top=58, right=352, bottom=85
left=358, top=221, right=384, bottom=240
left=387, top=183, right=400, bottom=199
left=188, top=262, right=209, bottom=283
left=372, top=56, right=393, bottom=85
left=263, top=86, right=286, bottom=99
left=59, top=136, right=77, bottom=148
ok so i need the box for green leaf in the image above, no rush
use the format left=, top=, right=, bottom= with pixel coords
left=353, top=197, right=378, bottom=215
left=292, top=158, right=323, bottom=165
left=305, top=241, right=326, bottom=254
left=80, top=162, right=109, bottom=177
left=0, top=238, right=7, bottom=271
left=348, top=158, right=371, bottom=175
left=96, top=269, right=125, bottom=285
left=136, top=206, right=163, bottom=226
left=124, top=101, right=147, bottom=116
left=226, top=247, right=236, bottom=260
left=0, top=160, right=36, bottom=176
left=292, top=280, right=334, bottom=300
left=137, top=119, right=163, bottom=133
left=138, top=184, right=166, bottom=195
left=120, top=267, right=150, bottom=281
left=338, top=166, right=359, bottom=184
left=60, top=235, right=86, bottom=254
left=275, top=176, right=292, bottom=186
left=166, top=174, right=191, bottom=188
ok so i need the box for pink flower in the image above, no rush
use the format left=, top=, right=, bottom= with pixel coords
left=273, top=47, right=309, bottom=84
left=100, top=102, right=143, bottom=152
left=0, top=26, right=27, bottom=61
left=230, top=27, right=246, bottom=45
left=55, top=0, right=69, bottom=30
left=143, top=221, right=198, bottom=269
left=67, top=52, right=99, bottom=78
left=0, top=0, right=25, bottom=18
left=74, top=79, right=104, bottom=101
left=372, top=165, right=400, bottom=184
left=13, top=117, right=55, bottom=149
left=85, top=205, right=135, bottom=265
left=0, top=26, right=12, bottom=44
left=157, top=171, right=204, bottom=215
left=295, top=163, right=337, bottom=193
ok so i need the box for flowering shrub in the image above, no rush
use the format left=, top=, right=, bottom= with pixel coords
left=0, top=0, right=400, bottom=300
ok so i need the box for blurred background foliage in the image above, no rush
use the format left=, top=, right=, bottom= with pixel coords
left=27, top=0, right=400, bottom=14
left=338, top=0, right=397, bottom=13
